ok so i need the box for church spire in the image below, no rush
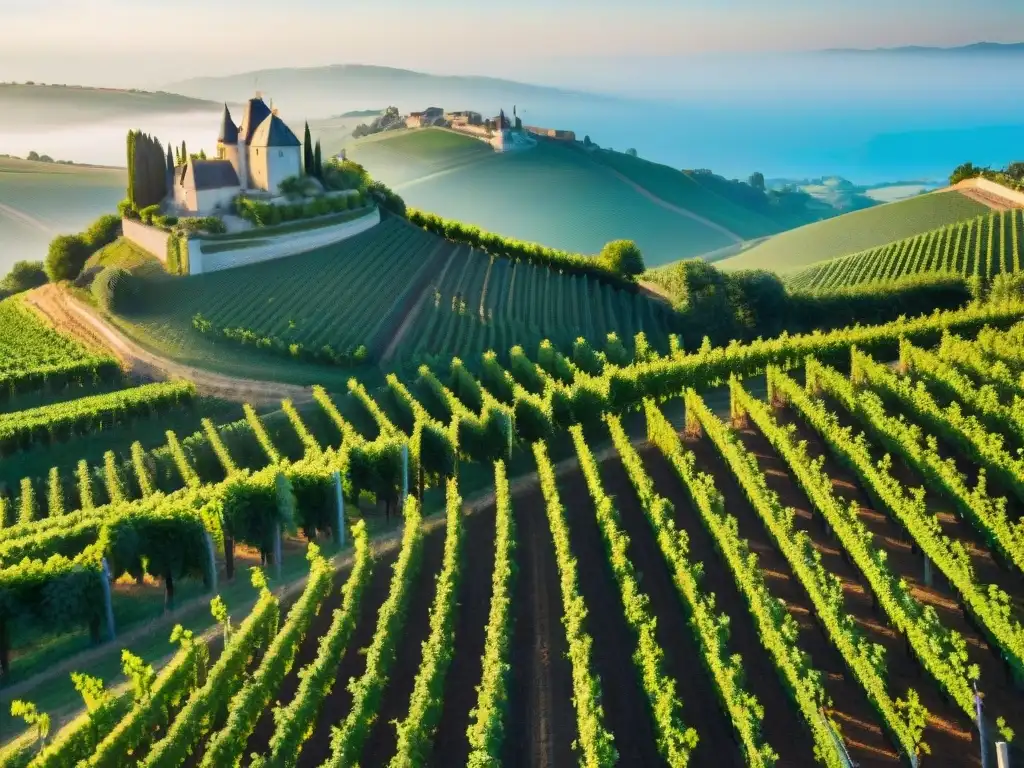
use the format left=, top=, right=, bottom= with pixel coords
left=218, top=103, right=238, bottom=144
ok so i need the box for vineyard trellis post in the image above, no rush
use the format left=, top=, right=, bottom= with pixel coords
left=204, top=531, right=218, bottom=594
left=333, top=469, right=346, bottom=547
left=996, top=742, right=1011, bottom=768
left=100, top=557, right=116, bottom=642
left=820, top=708, right=858, bottom=768
left=975, top=679, right=993, bottom=768
left=401, top=443, right=409, bottom=507
left=923, top=554, right=933, bottom=587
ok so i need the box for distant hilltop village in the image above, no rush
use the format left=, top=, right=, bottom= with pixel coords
left=354, top=105, right=575, bottom=153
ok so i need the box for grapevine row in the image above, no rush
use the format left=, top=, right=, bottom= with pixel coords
left=778, top=362, right=1024, bottom=682
left=323, top=496, right=425, bottom=767
left=688, top=390, right=928, bottom=760
left=531, top=440, right=618, bottom=766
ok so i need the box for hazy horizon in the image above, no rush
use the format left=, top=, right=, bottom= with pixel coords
left=2, top=0, right=1021, bottom=90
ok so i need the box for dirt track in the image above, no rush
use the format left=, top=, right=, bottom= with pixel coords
left=25, top=284, right=313, bottom=407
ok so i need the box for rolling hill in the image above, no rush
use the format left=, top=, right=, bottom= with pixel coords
left=0, top=157, right=125, bottom=275
left=715, top=190, right=991, bottom=274
left=163, top=64, right=606, bottom=122
left=347, top=128, right=837, bottom=267
left=1, top=83, right=219, bottom=129
left=787, top=207, right=1024, bottom=291
left=114, top=214, right=677, bottom=384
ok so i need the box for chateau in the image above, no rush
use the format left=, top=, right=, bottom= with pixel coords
left=172, top=94, right=302, bottom=214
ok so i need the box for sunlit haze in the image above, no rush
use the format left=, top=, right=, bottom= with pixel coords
left=2, top=0, right=1021, bottom=89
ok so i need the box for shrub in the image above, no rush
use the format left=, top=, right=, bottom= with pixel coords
left=367, top=180, right=406, bottom=217
left=599, top=239, right=645, bottom=278
left=2, top=260, right=48, bottom=294
left=139, top=205, right=161, bottom=225
left=83, top=214, right=121, bottom=249
left=91, top=266, right=139, bottom=313
left=117, top=199, right=138, bottom=219
left=45, top=234, right=91, bottom=281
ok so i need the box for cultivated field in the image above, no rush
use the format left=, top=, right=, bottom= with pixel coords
left=114, top=216, right=676, bottom=380
left=349, top=129, right=740, bottom=265
left=391, top=244, right=678, bottom=370
left=718, top=190, right=990, bottom=274
left=789, top=208, right=1024, bottom=291
left=4, top=299, right=1024, bottom=765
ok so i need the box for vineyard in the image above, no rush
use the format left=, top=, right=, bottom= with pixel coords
left=0, top=298, right=120, bottom=403
left=789, top=208, right=1024, bottom=291
left=5, top=299, right=1024, bottom=766
left=392, top=245, right=677, bottom=370
left=717, top=190, right=989, bottom=274
left=116, top=215, right=677, bottom=376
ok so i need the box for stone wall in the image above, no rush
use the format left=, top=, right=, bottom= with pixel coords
left=121, top=218, right=170, bottom=263
left=190, top=207, right=381, bottom=275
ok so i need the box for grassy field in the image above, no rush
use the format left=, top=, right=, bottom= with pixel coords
left=86, top=237, right=166, bottom=277
left=788, top=208, right=1024, bottom=291
left=348, top=129, right=741, bottom=266
left=715, top=190, right=990, bottom=274
left=0, top=158, right=125, bottom=274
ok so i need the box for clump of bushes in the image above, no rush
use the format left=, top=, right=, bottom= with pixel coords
left=44, top=213, right=121, bottom=282
left=234, top=192, right=365, bottom=228
left=1, top=260, right=48, bottom=296
left=92, top=266, right=140, bottom=313
left=366, top=180, right=406, bottom=217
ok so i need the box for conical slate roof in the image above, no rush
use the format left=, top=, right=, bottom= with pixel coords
left=217, top=104, right=238, bottom=144
left=249, top=113, right=301, bottom=148
left=239, top=96, right=272, bottom=145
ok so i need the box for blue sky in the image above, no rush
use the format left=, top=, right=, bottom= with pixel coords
left=1, top=0, right=1020, bottom=88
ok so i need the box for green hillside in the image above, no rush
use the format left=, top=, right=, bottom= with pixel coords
left=349, top=129, right=752, bottom=266
left=116, top=215, right=675, bottom=382
left=587, top=149, right=825, bottom=237
left=0, top=158, right=125, bottom=275
left=788, top=208, right=1024, bottom=291
left=716, top=190, right=990, bottom=274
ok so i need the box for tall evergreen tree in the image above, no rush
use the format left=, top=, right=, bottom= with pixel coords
left=313, top=139, right=322, bottom=179
left=181, top=140, right=187, bottom=165
left=126, top=131, right=136, bottom=209
left=303, top=122, right=314, bottom=176
left=166, top=143, right=174, bottom=174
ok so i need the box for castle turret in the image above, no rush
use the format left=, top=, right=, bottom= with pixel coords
left=216, top=104, right=243, bottom=184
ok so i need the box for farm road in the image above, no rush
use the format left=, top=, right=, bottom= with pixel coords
left=25, top=284, right=313, bottom=406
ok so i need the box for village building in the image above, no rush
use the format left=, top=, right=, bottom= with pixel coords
left=171, top=94, right=302, bottom=214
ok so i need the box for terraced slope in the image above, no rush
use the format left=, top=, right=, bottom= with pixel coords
left=391, top=245, right=677, bottom=371
left=788, top=208, right=1024, bottom=291
left=716, top=190, right=989, bottom=274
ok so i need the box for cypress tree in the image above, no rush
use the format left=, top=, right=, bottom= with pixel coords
left=303, top=122, right=314, bottom=176
left=126, top=130, right=136, bottom=208
left=166, top=143, right=174, bottom=191
left=181, top=140, right=188, bottom=164
left=314, top=139, right=322, bottom=178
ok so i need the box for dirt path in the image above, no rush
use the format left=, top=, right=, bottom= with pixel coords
left=25, top=284, right=313, bottom=407
left=946, top=179, right=1024, bottom=211
left=596, top=166, right=744, bottom=243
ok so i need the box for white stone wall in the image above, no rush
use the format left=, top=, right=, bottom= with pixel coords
left=122, top=218, right=170, bottom=263
left=190, top=207, right=381, bottom=275
left=195, top=186, right=238, bottom=214
left=249, top=146, right=301, bottom=193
